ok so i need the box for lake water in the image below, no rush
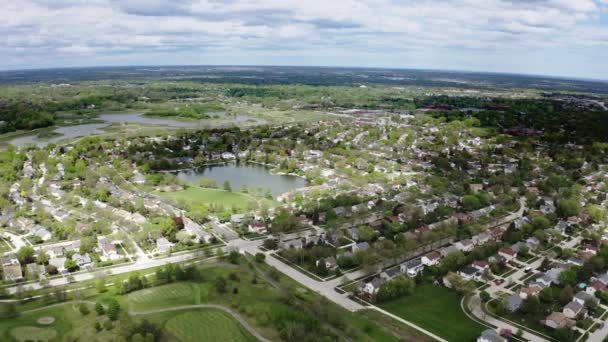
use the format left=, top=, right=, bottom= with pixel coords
left=8, top=123, right=110, bottom=148
left=171, top=163, right=308, bottom=197
left=99, top=112, right=266, bottom=127
left=7, top=112, right=268, bottom=147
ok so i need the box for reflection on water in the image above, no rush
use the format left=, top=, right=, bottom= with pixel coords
left=171, top=163, right=308, bottom=198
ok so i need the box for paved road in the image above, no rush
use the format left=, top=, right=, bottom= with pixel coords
left=129, top=304, right=271, bottom=342
left=467, top=236, right=582, bottom=342
left=5, top=248, right=214, bottom=294
left=467, top=294, right=550, bottom=342
left=209, top=219, right=239, bottom=241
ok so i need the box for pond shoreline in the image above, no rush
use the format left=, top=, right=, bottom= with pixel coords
left=165, top=161, right=310, bottom=198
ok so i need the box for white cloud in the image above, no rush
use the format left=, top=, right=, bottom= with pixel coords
left=0, top=0, right=606, bottom=78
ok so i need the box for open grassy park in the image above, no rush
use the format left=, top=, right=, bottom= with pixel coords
left=0, top=302, right=118, bottom=342
left=158, top=186, right=277, bottom=211
left=379, top=284, right=486, bottom=341
left=0, top=256, right=431, bottom=342
left=165, top=310, right=257, bottom=342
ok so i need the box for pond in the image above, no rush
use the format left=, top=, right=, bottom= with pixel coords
left=171, top=163, right=308, bottom=198
left=8, top=123, right=110, bottom=148
left=98, top=112, right=205, bottom=128
left=6, top=112, right=268, bottom=147
left=99, top=112, right=266, bottom=127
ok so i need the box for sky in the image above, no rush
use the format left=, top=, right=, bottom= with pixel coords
left=1, top=0, right=608, bottom=80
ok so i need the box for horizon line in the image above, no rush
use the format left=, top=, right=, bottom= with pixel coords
left=1, top=63, right=607, bottom=84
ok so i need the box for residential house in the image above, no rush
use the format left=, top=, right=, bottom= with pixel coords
left=279, top=239, right=303, bottom=250
left=381, top=267, right=401, bottom=280
left=98, top=236, right=119, bottom=261
left=248, top=220, right=268, bottom=234
left=472, top=232, right=490, bottom=246
left=400, top=258, right=424, bottom=277
left=458, top=266, right=480, bottom=281
left=454, top=239, right=474, bottom=252
left=347, top=227, right=359, bottom=241
left=156, top=237, right=173, bottom=254
left=498, top=248, right=517, bottom=261
left=472, top=260, right=490, bottom=272
left=507, top=293, right=523, bottom=312
left=32, top=225, right=52, bottom=241
left=440, top=245, right=460, bottom=257
left=586, top=281, right=607, bottom=296
left=525, top=237, right=540, bottom=250
left=230, top=214, right=246, bottom=225
left=316, top=257, right=338, bottom=271
left=573, top=291, right=597, bottom=306
left=597, top=273, right=608, bottom=286
left=49, top=257, right=67, bottom=274
left=519, top=285, right=542, bottom=299
left=363, top=277, right=386, bottom=295
left=477, top=329, right=506, bottom=342
left=563, top=301, right=586, bottom=319
left=421, top=251, right=441, bottom=266
left=25, top=263, right=45, bottom=280
left=470, top=184, right=483, bottom=193
left=567, top=257, right=584, bottom=267
left=72, top=253, right=92, bottom=267
left=545, top=268, right=564, bottom=285
left=183, top=218, right=213, bottom=243
left=353, top=242, right=370, bottom=253
left=3, top=263, right=23, bottom=282
left=542, top=312, right=575, bottom=329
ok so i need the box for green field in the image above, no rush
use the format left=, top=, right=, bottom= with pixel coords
left=0, top=303, right=117, bottom=342
left=379, top=284, right=485, bottom=341
left=0, top=239, right=12, bottom=254
left=10, top=326, right=58, bottom=342
left=164, top=310, right=257, bottom=342
left=158, top=186, right=277, bottom=210
left=2, top=259, right=431, bottom=342
left=128, top=283, right=196, bottom=311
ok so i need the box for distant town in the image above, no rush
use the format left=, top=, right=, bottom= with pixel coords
left=0, top=66, right=607, bottom=342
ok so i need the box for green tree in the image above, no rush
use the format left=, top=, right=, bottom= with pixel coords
left=558, top=268, right=579, bottom=287
left=107, top=299, right=120, bottom=321
left=16, top=246, right=35, bottom=264
left=79, top=303, right=90, bottom=315
left=95, top=301, right=105, bottom=316
left=64, top=259, right=79, bottom=272
left=376, top=276, right=415, bottom=302
left=36, top=250, right=49, bottom=265
left=557, top=199, right=580, bottom=218
left=223, top=181, right=232, bottom=192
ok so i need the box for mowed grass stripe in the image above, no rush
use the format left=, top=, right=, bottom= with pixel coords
left=165, top=310, right=257, bottom=342
left=129, top=283, right=195, bottom=311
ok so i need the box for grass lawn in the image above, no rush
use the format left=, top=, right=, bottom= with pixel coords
left=0, top=303, right=117, bottom=342
left=0, top=239, right=12, bottom=254
left=128, top=282, right=196, bottom=311
left=3, top=258, right=433, bottom=342
left=164, top=310, right=257, bottom=342
left=158, top=186, right=277, bottom=210
left=378, top=284, right=485, bottom=341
